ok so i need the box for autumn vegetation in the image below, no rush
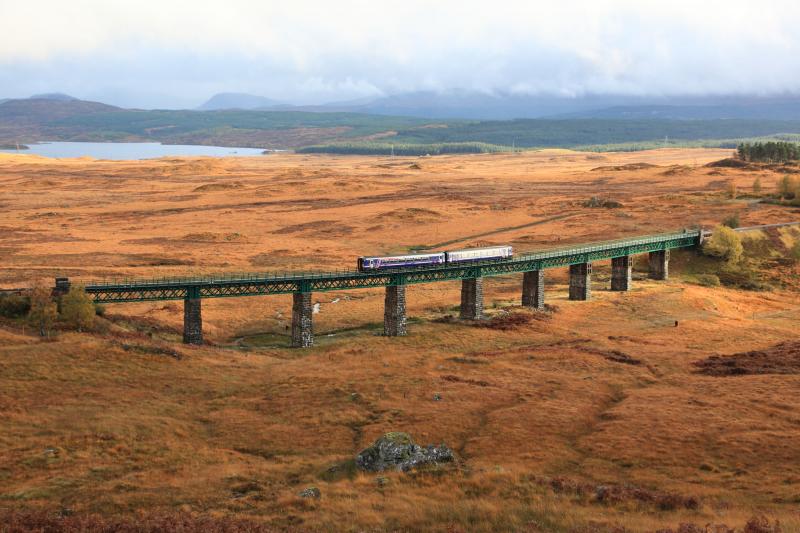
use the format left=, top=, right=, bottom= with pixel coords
left=1, top=149, right=799, bottom=531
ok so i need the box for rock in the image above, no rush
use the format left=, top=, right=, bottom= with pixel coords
left=299, top=486, right=321, bottom=499
left=355, top=432, right=454, bottom=472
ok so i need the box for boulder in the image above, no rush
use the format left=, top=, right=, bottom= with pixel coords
left=355, top=432, right=454, bottom=472
left=298, top=486, right=321, bottom=499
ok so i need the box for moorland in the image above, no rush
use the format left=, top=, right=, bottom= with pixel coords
left=1, top=148, right=799, bottom=532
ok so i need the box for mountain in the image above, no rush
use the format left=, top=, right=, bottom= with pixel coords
left=29, top=93, right=78, bottom=102
left=549, top=96, right=800, bottom=120
left=308, top=91, right=800, bottom=121
left=198, top=92, right=283, bottom=110
left=337, top=90, right=630, bottom=119
left=0, top=98, right=119, bottom=124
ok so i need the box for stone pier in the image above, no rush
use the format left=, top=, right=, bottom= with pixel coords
left=648, top=249, right=669, bottom=280
left=384, top=284, right=407, bottom=336
left=611, top=256, right=632, bottom=291
left=460, top=278, right=483, bottom=320
left=54, top=277, right=71, bottom=297
left=183, top=294, right=203, bottom=345
left=291, top=292, right=314, bottom=348
left=569, top=263, right=592, bottom=301
left=521, top=270, right=545, bottom=309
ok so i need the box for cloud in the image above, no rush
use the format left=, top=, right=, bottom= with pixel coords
left=2, top=0, right=800, bottom=106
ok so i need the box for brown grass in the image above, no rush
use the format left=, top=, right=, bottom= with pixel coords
left=693, top=341, right=800, bottom=376
left=1, top=149, right=799, bottom=531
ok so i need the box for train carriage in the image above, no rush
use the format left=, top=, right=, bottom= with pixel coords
left=357, top=245, right=513, bottom=271
left=358, top=252, right=446, bottom=271
left=445, top=245, right=513, bottom=263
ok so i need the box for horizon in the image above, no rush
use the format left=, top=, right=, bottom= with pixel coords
left=2, top=0, right=800, bottom=109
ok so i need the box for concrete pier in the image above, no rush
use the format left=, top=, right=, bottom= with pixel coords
left=183, top=296, right=203, bottom=345
left=569, top=263, right=592, bottom=301
left=384, top=284, right=407, bottom=336
left=611, top=256, right=632, bottom=291
left=648, top=250, right=669, bottom=280
left=291, top=292, right=314, bottom=348
left=521, top=270, right=545, bottom=309
left=460, top=278, right=484, bottom=320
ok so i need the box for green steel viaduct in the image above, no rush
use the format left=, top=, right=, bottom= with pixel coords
left=50, top=229, right=708, bottom=347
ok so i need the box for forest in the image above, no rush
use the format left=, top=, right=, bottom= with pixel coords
left=737, top=141, right=800, bottom=162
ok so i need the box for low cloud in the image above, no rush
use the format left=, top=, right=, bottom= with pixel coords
left=2, top=0, right=799, bottom=107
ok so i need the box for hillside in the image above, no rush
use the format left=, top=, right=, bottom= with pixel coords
left=320, top=91, right=800, bottom=120
left=0, top=99, right=430, bottom=148
left=4, top=96, right=800, bottom=151
left=0, top=149, right=798, bottom=531
left=0, top=98, right=119, bottom=125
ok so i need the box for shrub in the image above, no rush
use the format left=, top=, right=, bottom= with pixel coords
left=703, top=225, right=744, bottom=264
left=60, top=284, right=95, bottom=332
left=28, top=285, right=58, bottom=337
left=582, top=196, right=623, bottom=208
left=0, top=292, right=31, bottom=318
left=725, top=180, right=737, bottom=199
left=752, top=177, right=762, bottom=194
left=790, top=241, right=800, bottom=263
left=722, top=213, right=740, bottom=229
left=696, top=274, right=721, bottom=287
left=718, top=264, right=771, bottom=291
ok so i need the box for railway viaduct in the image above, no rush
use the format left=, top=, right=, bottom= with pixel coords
left=53, top=229, right=703, bottom=347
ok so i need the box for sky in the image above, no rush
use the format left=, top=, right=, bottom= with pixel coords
left=2, top=0, right=800, bottom=109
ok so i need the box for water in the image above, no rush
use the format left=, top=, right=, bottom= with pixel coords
left=0, top=141, right=269, bottom=160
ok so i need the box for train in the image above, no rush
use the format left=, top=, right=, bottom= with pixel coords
left=358, top=245, right=513, bottom=272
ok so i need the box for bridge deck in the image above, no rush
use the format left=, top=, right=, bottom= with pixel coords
left=83, top=229, right=700, bottom=303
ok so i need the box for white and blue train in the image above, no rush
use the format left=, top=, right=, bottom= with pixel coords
left=358, top=245, right=513, bottom=272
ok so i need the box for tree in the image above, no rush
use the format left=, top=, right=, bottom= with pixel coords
left=737, top=144, right=747, bottom=161
left=725, top=180, right=737, bottom=199
left=703, top=225, right=744, bottom=264
left=736, top=141, right=800, bottom=163
left=722, top=213, right=740, bottom=229
left=60, top=284, right=95, bottom=332
left=778, top=175, right=799, bottom=200
left=752, top=177, right=762, bottom=194
left=790, top=241, right=800, bottom=264
left=28, top=284, right=58, bottom=337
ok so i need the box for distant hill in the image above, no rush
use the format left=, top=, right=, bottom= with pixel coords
left=0, top=97, right=428, bottom=148
left=309, top=91, right=800, bottom=121
left=0, top=98, right=119, bottom=124
left=198, top=92, right=283, bottom=110
left=551, top=96, right=800, bottom=120
left=335, top=90, right=630, bottom=119
left=29, top=93, right=79, bottom=102
left=4, top=94, right=800, bottom=151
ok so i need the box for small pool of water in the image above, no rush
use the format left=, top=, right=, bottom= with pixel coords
left=1, top=141, right=269, bottom=160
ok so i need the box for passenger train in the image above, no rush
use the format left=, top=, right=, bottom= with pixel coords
left=358, top=245, right=513, bottom=272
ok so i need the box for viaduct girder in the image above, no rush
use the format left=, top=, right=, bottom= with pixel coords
left=82, top=230, right=700, bottom=303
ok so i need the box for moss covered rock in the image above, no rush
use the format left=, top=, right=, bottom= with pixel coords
left=355, top=432, right=454, bottom=472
